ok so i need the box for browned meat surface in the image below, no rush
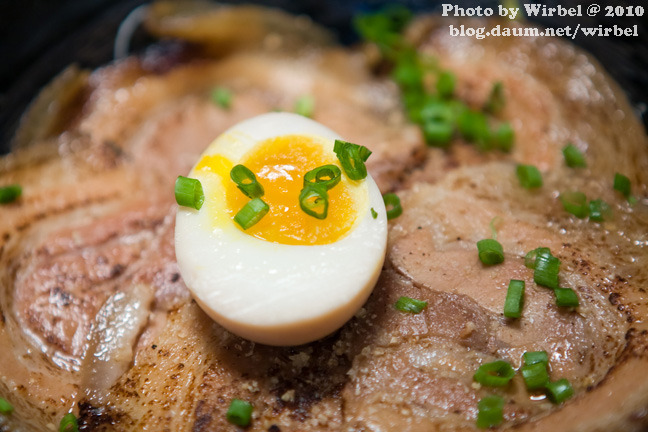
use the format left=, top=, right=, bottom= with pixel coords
left=383, top=163, right=647, bottom=430
left=403, top=17, right=648, bottom=189
left=1, top=6, right=647, bottom=432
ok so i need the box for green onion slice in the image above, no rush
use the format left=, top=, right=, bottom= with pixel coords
left=521, top=362, right=550, bottom=390
left=230, top=164, right=264, bottom=199
left=491, top=122, right=514, bottom=152
left=473, top=360, right=515, bottom=387
left=545, top=379, right=574, bottom=404
left=523, top=350, right=549, bottom=366
left=423, top=121, right=454, bottom=147
left=303, top=164, right=341, bottom=190
left=534, top=249, right=560, bottom=289
left=371, top=208, right=378, bottom=219
left=353, top=5, right=412, bottom=58
left=484, top=81, right=505, bottom=113
left=420, top=102, right=454, bottom=147
left=562, top=143, right=586, bottom=168
left=0, top=397, right=13, bottom=415
left=383, top=193, right=402, bottom=220
left=476, top=395, right=505, bottom=429
left=489, top=216, right=501, bottom=240
left=211, top=87, right=232, bottom=109
left=504, top=279, right=525, bottom=318
left=458, top=109, right=491, bottom=148
left=226, top=399, right=253, bottom=427
left=554, top=287, right=579, bottom=308
left=560, top=191, right=588, bottom=218
left=403, top=91, right=427, bottom=123
left=175, top=176, right=205, bottom=210
left=436, top=71, right=456, bottom=98
left=0, top=184, right=22, bottom=204
left=516, top=164, right=543, bottom=189
left=299, top=183, right=329, bottom=220
left=588, top=199, right=612, bottom=222
left=477, top=239, right=504, bottom=266
left=59, top=413, right=78, bottom=432
left=394, top=296, right=428, bottom=314
left=294, top=95, right=315, bottom=118
left=234, top=198, right=270, bottom=230
left=613, top=173, right=632, bottom=199
left=524, top=247, right=551, bottom=269
left=391, top=52, right=424, bottom=92
left=333, top=140, right=372, bottom=181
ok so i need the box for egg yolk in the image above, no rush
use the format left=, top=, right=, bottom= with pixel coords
left=225, top=134, right=360, bottom=245
left=195, top=135, right=361, bottom=246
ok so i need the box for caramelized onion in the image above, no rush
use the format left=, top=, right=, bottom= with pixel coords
left=81, top=284, right=153, bottom=405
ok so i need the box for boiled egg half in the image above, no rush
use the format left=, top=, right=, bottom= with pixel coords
left=175, top=112, right=387, bottom=346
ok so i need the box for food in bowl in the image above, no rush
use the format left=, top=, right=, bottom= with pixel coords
left=0, top=2, right=646, bottom=430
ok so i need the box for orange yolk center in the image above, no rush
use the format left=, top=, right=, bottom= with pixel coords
left=225, top=135, right=357, bottom=245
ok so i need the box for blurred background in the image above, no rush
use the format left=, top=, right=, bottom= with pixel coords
left=1, top=0, right=647, bottom=152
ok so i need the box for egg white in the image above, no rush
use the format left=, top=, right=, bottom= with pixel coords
left=175, top=112, right=387, bottom=346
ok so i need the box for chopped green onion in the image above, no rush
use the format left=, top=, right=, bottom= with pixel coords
left=476, top=239, right=504, bottom=266
left=175, top=176, right=204, bottom=210
left=489, top=216, right=501, bottom=240
left=303, top=164, right=341, bottom=190
left=403, top=91, right=428, bottom=123
left=230, top=164, right=264, bottom=199
left=554, top=287, right=579, bottom=308
left=436, top=71, right=456, bottom=98
left=353, top=5, right=412, bottom=52
left=394, top=296, right=428, bottom=313
left=420, top=99, right=453, bottom=121
left=484, top=81, right=505, bottom=113
left=423, top=121, right=454, bottom=147
left=516, top=164, right=543, bottom=189
left=613, top=173, right=632, bottom=199
left=521, top=362, right=550, bottom=390
left=524, top=247, right=550, bottom=269
left=473, top=360, right=515, bottom=387
left=59, top=413, right=78, bottom=432
left=211, top=87, right=232, bottom=109
left=354, top=6, right=412, bottom=62
left=383, top=193, right=402, bottom=220
left=503, top=279, right=525, bottom=318
left=333, top=140, right=371, bottom=181
left=458, top=109, right=490, bottom=148
left=357, top=145, right=372, bottom=162
left=533, top=249, right=560, bottom=289
left=294, top=95, right=315, bottom=118
left=234, top=198, right=270, bottom=229
left=420, top=102, right=454, bottom=147
left=299, top=183, right=328, bottom=220
left=476, top=395, right=505, bottom=429
left=545, top=379, right=574, bottom=404
left=447, top=99, right=468, bottom=120
left=0, top=184, right=22, bottom=204
left=391, top=52, right=424, bottom=92
left=523, top=350, right=549, bottom=366
left=562, top=144, right=586, bottom=168
left=0, top=397, right=13, bottom=415
left=226, top=399, right=253, bottom=427
left=371, top=208, right=378, bottom=219
left=560, top=191, right=588, bottom=218
left=491, top=122, right=514, bottom=152
left=588, top=199, right=612, bottom=222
